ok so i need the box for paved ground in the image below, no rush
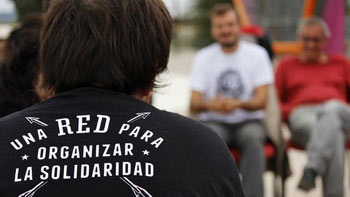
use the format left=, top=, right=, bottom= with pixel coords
left=152, top=49, right=350, bottom=197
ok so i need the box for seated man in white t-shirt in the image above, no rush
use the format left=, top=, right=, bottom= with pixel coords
left=189, top=4, right=273, bottom=197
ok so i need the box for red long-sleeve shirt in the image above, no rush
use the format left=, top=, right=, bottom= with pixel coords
left=275, top=55, right=350, bottom=121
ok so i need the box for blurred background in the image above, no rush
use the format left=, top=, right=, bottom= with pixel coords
left=1, top=0, right=350, bottom=196
left=1, top=0, right=350, bottom=58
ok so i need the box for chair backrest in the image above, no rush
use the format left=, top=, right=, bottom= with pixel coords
left=265, top=84, right=283, bottom=148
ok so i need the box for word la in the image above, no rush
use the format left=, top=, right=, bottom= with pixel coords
left=14, top=167, right=33, bottom=182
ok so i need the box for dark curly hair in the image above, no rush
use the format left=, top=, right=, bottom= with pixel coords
left=0, top=15, right=42, bottom=117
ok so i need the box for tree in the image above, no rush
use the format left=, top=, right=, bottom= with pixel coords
left=193, top=0, right=232, bottom=47
left=12, top=0, right=43, bottom=21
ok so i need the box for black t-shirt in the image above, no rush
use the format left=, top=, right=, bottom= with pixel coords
left=0, top=88, right=244, bottom=196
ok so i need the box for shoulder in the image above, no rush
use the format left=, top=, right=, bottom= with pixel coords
left=239, top=40, right=268, bottom=56
left=156, top=111, right=243, bottom=193
left=0, top=104, right=39, bottom=140
left=194, top=43, right=220, bottom=61
left=157, top=110, right=230, bottom=155
left=159, top=111, right=220, bottom=141
left=153, top=112, right=242, bottom=186
left=0, top=100, right=42, bottom=123
left=328, top=54, right=348, bottom=64
left=277, top=55, right=299, bottom=68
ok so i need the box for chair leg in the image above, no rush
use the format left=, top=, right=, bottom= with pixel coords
left=273, top=174, right=282, bottom=197
left=281, top=156, right=288, bottom=197
left=347, top=149, right=350, bottom=192
left=281, top=175, right=285, bottom=197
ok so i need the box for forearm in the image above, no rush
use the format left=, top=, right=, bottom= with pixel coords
left=190, top=100, right=210, bottom=113
left=239, top=98, right=267, bottom=111
left=238, top=85, right=269, bottom=111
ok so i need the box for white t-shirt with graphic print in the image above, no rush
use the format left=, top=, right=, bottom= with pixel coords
left=190, top=40, right=274, bottom=124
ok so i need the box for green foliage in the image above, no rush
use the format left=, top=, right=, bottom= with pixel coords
left=193, top=0, right=233, bottom=48
left=12, top=0, right=43, bottom=21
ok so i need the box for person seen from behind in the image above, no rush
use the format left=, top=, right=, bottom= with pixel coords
left=0, top=0, right=244, bottom=196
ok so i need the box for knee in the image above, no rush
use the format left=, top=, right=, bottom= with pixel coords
left=240, top=125, right=265, bottom=146
left=321, top=100, right=345, bottom=115
left=318, top=100, right=346, bottom=127
left=205, top=122, right=230, bottom=144
left=240, top=133, right=265, bottom=156
left=289, top=109, right=316, bottom=133
left=289, top=117, right=314, bottom=134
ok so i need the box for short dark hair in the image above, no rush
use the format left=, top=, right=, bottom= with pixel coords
left=39, top=0, right=172, bottom=95
left=210, top=3, right=237, bottom=18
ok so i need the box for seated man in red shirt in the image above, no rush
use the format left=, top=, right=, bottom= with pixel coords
left=275, top=17, right=350, bottom=196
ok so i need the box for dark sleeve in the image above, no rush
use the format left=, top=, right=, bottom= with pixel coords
left=161, top=113, right=244, bottom=196
left=184, top=122, right=245, bottom=197
left=201, top=129, right=245, bottom=197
